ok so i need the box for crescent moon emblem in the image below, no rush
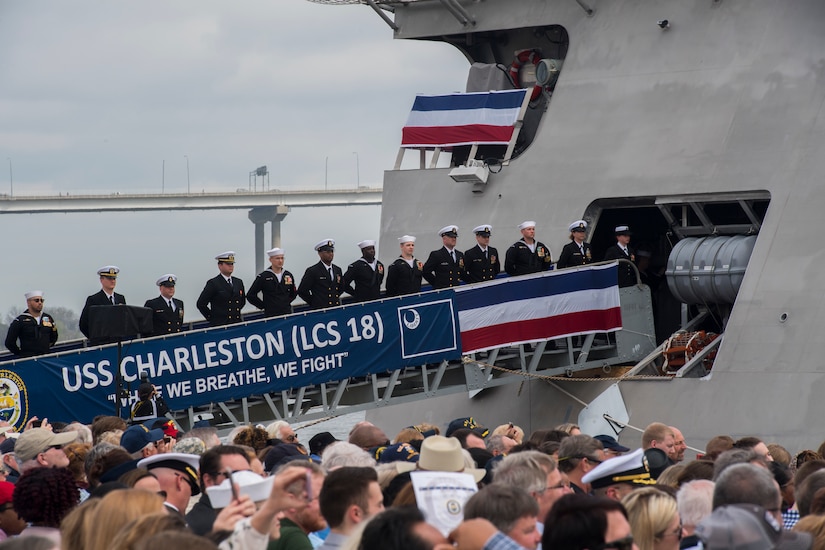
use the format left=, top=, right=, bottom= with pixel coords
left=403, top=309, right=421, bottom=330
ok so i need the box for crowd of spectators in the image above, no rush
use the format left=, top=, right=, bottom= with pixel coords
left=0, top=414, right=819, bottom=550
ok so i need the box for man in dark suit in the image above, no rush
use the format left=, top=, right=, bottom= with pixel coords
left=422, top=225, right=467, bottom=289
left=464, top=224, right=500, bottom=283
left=343, top=239, right=385, bottom=302
left=144, top=274, right=184, bottom=335
left=247, top=247, right=297, bottom=317
left=603, top=225, right=637, bottom=287
left=504, top=220, right=554, bottom=276
left=196, top=252, right=245, bottom=326
left=79, top=265, right=127, bottom=343
left=557, top=220, right=594, bottom=269
left=298, top=239, right=345, bottom=309
left=385, top=235, right=424, bottom=297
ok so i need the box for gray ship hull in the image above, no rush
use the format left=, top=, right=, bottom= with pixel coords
left=367, top=0, right=825, bottom=452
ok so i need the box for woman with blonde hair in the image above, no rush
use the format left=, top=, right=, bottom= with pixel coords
left=622, top=487, right=683, bottom=550
left=84, top=490, right=165, bottom=550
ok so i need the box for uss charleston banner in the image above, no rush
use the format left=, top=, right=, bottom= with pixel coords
left=0, top=293, right=461, bottom=426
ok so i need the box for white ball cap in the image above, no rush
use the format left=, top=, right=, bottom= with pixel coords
left=518, top=221, right=536, bottom=230
left=97, top=265, right=120, bottom=277
left=568, top=220, right=588, bottom=232
left=266, top=248, right=285, bottom=257
left=439, top=225, right=459, bottom=237
left=206, top=470, right=276, bottom=509
left=399, top=235, right=416, bottom=244
left=314, top=239, right=335, bottom=251
left=473, top=224, right=492, bottom=235
left=24, top=291, right=43, bottom=300
left=357, top=240, right=376, bottom=249
left=156, top=274, right=177, bottom=286
left=215, top=251, right=236, bottom=263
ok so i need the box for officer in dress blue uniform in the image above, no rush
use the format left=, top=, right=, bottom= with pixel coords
left=79, top=265, right=127, bottom=343
left=196, top=252, right=245, bottom=326
left=144, top=274, right=184, bottom=335
left=385, top=235, right=424, bottom=297
left=343, top=239, right=385, bottom=303
left=4, top=290, right=58, bottom=357
left=463, top=224, right=500, bottom=283
left=422, top=225, right=467, bottom=289
left=603, top=225, right=637, bottom=287
left=297, top=239, right=345, bottom=309
left=557, top=220, right=594, bottom=269
left=247, top=247, right=298, bottom=317
left=504, top=221, right=554, bottom=275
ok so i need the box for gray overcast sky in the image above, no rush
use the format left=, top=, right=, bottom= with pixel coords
left=0, top=1, right=468, bottom=321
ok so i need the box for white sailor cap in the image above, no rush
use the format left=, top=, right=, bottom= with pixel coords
left=518, top=221, right=536, bottom=230
left=314, top=239, right=335, bottom=251
left=399, top=235, right=416, bottom=244
left=473, top=224, right=492, bottom=236
left=615, top=225, right=632, bottom=235
left=266, top=248, right=285, bottom=258
left=156, top=274, right=177, bottom=287
left=215, top=251, right=236, bottom=264
left=581, top=448, right=655, bottom=489
left=569, top=220, right=587, bottom=233
left=357, top=240, right=376, bottom=249
left=439, top=225, right=459, bottom=237
left=98, top=265, right=120, bottom=278
left=24, top=291, right=43, bottom=300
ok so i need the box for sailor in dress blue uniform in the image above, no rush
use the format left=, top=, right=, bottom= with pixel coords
left=247, top=247, right=298, bottom=317
left=422, top=225, right=467, bottom=289
left=386, top=235, right=424, bottom=297
left=557, top=220, right=593, bottom=269
left=196, top=252, right=245, bottom=326
left=297, top=239, right=345, bottom=309
left=464, top=224, right=500, bottom=283
left=343, top=240, right=385, bottom=302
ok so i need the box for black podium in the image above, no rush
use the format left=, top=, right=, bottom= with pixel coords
left=88, top=305, right=153, bottom=417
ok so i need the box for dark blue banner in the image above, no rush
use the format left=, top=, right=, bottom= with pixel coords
left=0, top=292, right=461, bottom=427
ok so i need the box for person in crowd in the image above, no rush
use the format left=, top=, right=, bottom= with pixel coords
left=703, top=435, right=734, bottom=462
left=542, top=493, right=634, bottom=550
left=582, top=448, right=653, bottom=501
left=14, top=427, right=77, bottom=473
left=247, top=248, right=298, bottom=317
left=594, top=435, right=631, bottom=460
left=642, top=423, right=677, bottom=462
left=79, top=265, right=126, bottom=343
left=557, top=220, right=593, bottom=269
left=385, top=235, right=424, bottom=296
left=130, top=382, right=170, bottom=423
left=732, top=436, right=774, bottom=463
left=558, top=434, right=606, bottom=495
left=13, top=466, right=80, bottom=545
left=713, top=463, right=782, bottom=522
left=464, top=485, right=542, bottom=550
left=143, top=274, right=184, bottom=336
left=603, top=225, right=636, bottom=287
left=677, top=479, right=714, bottom=550
left=343, top=240, right=384, bottom=302
left=669, top=427, right=687, bottom=463
left=485, top=435, right=516, bottom=457
left=120, top=424, right=165, bottom=460
left=0, top=481, right=25, bottom=540
left=504, top=221, right=553, bottom=275
left=298, top=240, right=345, bottom=309
left=493, top=450, right=571, bottom=535
left=4, top=291, right=58, bottom=357
left=84, top=489, right=166, bottom=550
left=196, top=251, right=245, bottom=326
left=622, top=486, right=683, bottom=550
left=187, top=445, right=252, bottom=536
left=422, top=225, right=467, bottom=289
left=464, top=224, right=500, bottom=283
left=269, top=461, right=326, bottom=550
left=317, top=466, right=384, bottom=549
left=137, top=452, right=201, bottom=517
left=697, top=504, right=812, bottom=550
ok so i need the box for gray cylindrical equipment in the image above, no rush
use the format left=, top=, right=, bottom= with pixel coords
left=665, top=235, right=756, bottom=305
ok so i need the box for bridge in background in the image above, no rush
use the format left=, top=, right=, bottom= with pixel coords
left=0, top=188, right=383, bottom=271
